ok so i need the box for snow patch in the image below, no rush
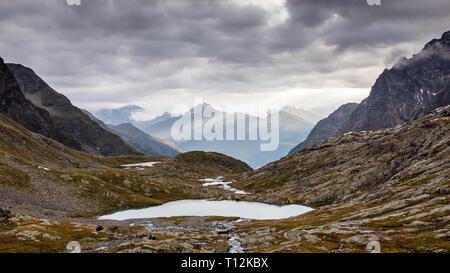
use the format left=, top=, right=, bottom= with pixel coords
left=201, top=176, right=250, bottom=195
left=121, top=162, right=161, bottom=168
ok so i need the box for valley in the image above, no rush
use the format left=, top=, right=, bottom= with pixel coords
left=0, top=7, right=448, bottom=254
left=1, top=105, right=448, bottom=253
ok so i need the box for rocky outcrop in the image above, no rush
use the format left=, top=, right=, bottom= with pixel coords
left=289, top=103, right=358, bottom=154
left=338, top=30, right=450, bottom=134
left=6, top=63, right=140, bottom=156
left=229, top=106, right=450, bottom=253
left=289, top=31, right=449, bottom=155
left=238, top=105, right=450, bottom=208
left=108, top=123, right=183, bottom=157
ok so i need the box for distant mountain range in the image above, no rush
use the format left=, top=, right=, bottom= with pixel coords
left=290, top=30, right=450, bottom=155
left=83, top=107, right=182, bottom=157
left=94, top=105, right=144, bottom=126
left=281, top=106, right=324, bottom=124
left=94, top=103, right=318, bottom=168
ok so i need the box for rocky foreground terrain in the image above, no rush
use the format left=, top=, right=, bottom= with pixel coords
left=232, top=105, right=450, bottom=253
left=0, top=105, right=448, bottom=253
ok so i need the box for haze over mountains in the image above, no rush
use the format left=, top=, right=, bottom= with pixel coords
left=2, top=30, right=448, bottom=167
left=94, top=104, right=319, bottom=168
left=95, top=30, right=450, bottom=166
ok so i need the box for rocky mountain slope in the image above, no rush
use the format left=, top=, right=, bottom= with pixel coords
left=339, top=30, right=450, bottom=134
left=6, top=63, right=140, bottom=156
left=108, top=123, right=183, bottom=157
left=238, top=105, right=450, bottom=206
left=0, top=57, right=80, bottom=150
left=289, top=30, right=450, bottom=156
left=289, top=103, right=358, bottom=154
left=230, top=105, right=449, bottom=253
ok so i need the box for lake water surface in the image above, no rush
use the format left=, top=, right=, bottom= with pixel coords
left=99, top=199, right=314, bottom=220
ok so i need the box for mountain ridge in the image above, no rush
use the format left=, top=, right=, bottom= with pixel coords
left=95, top=104, right=314, bottom=168
left=338, top=30, right=450, bottom=134
left=289, top=30, right=450, bottom=155
left=289, top=103, right=358, bottom=154
left=108, top=123, right=183, bottom=157
left=6, top=63, right=141, bottom=156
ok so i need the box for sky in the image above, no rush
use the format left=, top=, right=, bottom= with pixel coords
left=0, top=0, right=449, bottom=120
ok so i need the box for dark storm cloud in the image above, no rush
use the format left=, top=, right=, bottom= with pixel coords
left=275, top=0, right=450, bottom=51
left=0, top=0, right=449, bottom=115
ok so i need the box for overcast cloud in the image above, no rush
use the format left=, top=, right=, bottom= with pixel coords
left=0, top=0, right=449, bottom=119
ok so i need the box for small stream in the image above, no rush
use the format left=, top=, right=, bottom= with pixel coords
left=228, top=234, right=245, bottom=253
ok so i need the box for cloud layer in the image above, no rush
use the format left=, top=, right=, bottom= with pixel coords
left=0, top=0, right=449, bottom=118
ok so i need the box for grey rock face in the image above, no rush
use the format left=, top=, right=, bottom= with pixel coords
left=6, top=63, right=141, bottom=156
left=0, top=58, right=82, bottom=149
left=339, top=30, right=450, bottom=134
left=290, top=31, right=450, bottom=155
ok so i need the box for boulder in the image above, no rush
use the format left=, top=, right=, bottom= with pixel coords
left=303, top=234, right=321, bottom=244
left=0, top=208, right=11, bottom=221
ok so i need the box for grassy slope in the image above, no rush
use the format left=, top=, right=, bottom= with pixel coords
left=0, top=113, right=252, bottom=219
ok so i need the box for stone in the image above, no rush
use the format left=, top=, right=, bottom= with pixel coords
left=303, top=234, right=321, bottom=244
left=16, top=230, right=41, bottom=241
left=407, top=220, right=429, bottom=227
left=105, top=225, right=118, bottom=234
left=283, top=231, right=303, bottom=241
left=94, top=225, right=104, bottom=232
left=343, top=234, right=379, bottom=244
left=0, top=208, right=11, bottom=221
left=435, top=233, right=449, bottom=240
left=42, top=233, right=61, bottom=241
left=315, top=246, right=329, bottom=252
